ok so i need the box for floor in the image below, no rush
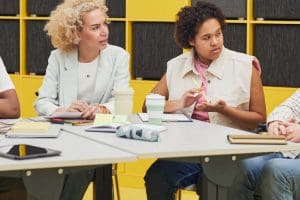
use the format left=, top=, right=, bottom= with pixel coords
left=83, top=184, right=199, bottom=200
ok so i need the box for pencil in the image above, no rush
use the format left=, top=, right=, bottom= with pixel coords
left=191, top=78, right=209, bottom=102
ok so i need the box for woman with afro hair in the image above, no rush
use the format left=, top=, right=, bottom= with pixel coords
left=144, top=2, right=277, bottom=199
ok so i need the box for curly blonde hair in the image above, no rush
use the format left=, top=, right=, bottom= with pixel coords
left=45, top=0, right=108, bottom=52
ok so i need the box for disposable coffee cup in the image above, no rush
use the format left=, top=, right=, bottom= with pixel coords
left=146, top=93, right=165, bottom=125
left=112, top=87, right=134, bottom=115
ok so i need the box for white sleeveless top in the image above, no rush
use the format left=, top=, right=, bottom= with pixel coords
left=166, top=47, right=254, bottom=131
left=0, top=57, right=14, bottom=92
left=77, top=56, right=99, bottom=104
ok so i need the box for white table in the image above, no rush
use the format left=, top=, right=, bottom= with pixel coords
left=0, top=128, right=136, bottom=200
left=64, top=117, right=300, bottom=200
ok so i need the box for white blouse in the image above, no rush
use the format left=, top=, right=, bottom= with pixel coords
left=77, top=56, right=99, bottom=104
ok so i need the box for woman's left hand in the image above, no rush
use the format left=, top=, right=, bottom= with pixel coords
left=195, top=100, right=226, bottom=112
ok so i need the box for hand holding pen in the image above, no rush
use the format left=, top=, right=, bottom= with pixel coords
left=191, top=78, right=228, bottom=112
left=179, top=88, right=202, bottom=108
left=191, top=78, right=209, bottom=102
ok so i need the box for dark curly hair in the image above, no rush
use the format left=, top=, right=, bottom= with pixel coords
left=174, top=1, right=226, bottom=49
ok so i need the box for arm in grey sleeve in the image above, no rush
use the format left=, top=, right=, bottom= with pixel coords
left=112, top=50, right=130, bottom=89
left=267, top=89, right=300, bottom=123
left=34, top=52, right=60, bottom=116
left=104, top=50, right=130, bottom=113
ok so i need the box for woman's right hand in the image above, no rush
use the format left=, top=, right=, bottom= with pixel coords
left=179, top=88, right=202, bottom=109
left=65, top=100, right=89, bottom=112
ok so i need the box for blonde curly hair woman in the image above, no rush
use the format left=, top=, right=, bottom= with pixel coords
left=45, top=0, right=108, bottom=52
left=34, top=1, right=130, bottom=198
left=35, top=0, right=130, bottom=119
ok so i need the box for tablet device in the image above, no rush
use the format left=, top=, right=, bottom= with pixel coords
left=0, top=144, right=61, bottom=160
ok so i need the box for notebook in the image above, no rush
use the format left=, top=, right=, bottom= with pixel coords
left=46, top=112, right=82, bottom=119
left=6, top=122, right=61, bottom=138
left=137, top=112, right=192, bottom=122
left=227, top=134, right=287, bottom=145
left=85, top=123, right=122, bottom=133
left=85, top=114, right=128, bottom=133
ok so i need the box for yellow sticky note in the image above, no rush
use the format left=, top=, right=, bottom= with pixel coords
left=94, top=114, right=113, bottom=126
left=113, top=115, right=128, bottom=124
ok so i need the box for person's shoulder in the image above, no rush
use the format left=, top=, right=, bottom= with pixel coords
left=48, top=49, right=65, bottom=59
left=167, top=51, right=192, bottom=65
left=225, top=48, right=252, bottom=63
left=104, top=44, right=129, bottom=57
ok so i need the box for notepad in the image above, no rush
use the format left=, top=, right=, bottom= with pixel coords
left=227, top=134, right=287, bottom=145
left=6, top=123, right=60, bottom=138
left=11, top=122, right=50, bottom=133
left=137, top=112, right=192, bottom=122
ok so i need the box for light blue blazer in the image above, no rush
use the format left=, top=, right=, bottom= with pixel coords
left=34, top=45, right=130, bottom=116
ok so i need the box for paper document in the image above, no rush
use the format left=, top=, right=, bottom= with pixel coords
left=0, top=119, right=20, bottom=133
left=137, top=113, right=192, bottom=122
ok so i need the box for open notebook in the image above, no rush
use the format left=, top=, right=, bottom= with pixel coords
left=137, top=112, right=192, bottom=122
left=85, top=114, right=128, bottom=133
left=227, top=134, right=287, bottom=145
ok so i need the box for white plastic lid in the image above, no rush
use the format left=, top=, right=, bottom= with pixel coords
left=146, top=93, right=165, bottom=100
left=112, top=87, right=134, bottom=95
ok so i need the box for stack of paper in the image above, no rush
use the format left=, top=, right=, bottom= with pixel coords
left=0, top=119, right=19, bottom=133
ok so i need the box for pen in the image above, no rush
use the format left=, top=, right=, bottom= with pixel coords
left=191, top=78, right=209, bottom=102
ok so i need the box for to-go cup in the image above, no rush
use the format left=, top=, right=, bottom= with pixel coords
left=146, top=93, right=165, bottom=125
left=112, top=87, right=134, bottom=115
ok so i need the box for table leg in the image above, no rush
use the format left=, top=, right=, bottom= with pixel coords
left=93, top=164, right=113, bottom=200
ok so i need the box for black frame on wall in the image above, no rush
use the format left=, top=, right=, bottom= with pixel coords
left=255, top=25, right=300, bottom=87
left=132, top=22, right=182, bottom=80
left=26, top=20, right=54, bottom=75
left=0, top=20, right=20, bottom=73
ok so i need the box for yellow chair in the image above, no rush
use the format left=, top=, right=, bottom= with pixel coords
left=112, top=164, right=121, bottom=200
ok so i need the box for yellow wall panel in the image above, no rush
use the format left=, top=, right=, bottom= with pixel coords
left=9, top=74, right=21, bottom=98
left=130, top=80, right=157, bottom=112
left=20, top=76, right=43, bottom=117
left=127, top=0, right=189, bottom=21
left=263, top=86, right=298, bottom=115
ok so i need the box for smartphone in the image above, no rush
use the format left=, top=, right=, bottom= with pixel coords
left=0, top=144, right=61, bottom=160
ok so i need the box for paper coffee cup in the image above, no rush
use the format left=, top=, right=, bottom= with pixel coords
left=112, top=87, right=134, bottom=115
left=146, top=93, right=165, bottom=125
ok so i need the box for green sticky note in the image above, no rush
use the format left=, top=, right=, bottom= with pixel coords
left=94, top=114, right=113, bottom=125
left=113, top=115, right=128, bottom=124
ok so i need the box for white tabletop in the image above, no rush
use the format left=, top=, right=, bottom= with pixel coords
left=0, top=128, right=136, bottom=172
left=64, top=118, right=300, bottom=159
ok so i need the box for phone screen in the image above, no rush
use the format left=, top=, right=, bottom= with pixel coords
left=0, top=144, right=61, bottom=160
